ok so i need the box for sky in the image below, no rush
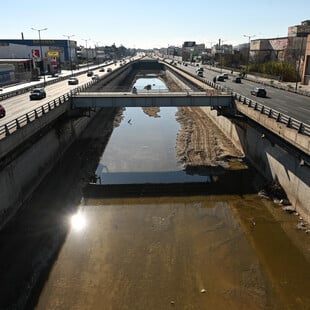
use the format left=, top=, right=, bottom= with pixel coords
left=1, top=0, right=310, bottom=49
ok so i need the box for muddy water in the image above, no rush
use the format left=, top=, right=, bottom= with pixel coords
left=34, top=81, right=310, bottom=309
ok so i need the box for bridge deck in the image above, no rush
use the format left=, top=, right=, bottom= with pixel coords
left=71, top=91, right=233, bottom=108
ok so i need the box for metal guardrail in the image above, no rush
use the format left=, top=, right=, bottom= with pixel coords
left=190, top=71, right=310, bottom=137
left=0, top=81, right=95, bottom=140
left=0, top=60, right=137, bottom=141
left=0, top=74, right=71, bottom=102
left=1, top=61, right=309, bottom=142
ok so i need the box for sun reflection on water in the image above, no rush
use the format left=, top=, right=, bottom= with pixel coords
left=70, top=211, right=86, bottom=231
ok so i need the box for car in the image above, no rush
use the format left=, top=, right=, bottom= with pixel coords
left=0, top=104, right=6, bottom=118
left=216, top=74, right=225, bottom=82
left=99, top=68, right=105, bottom=72
left=233, top=76, right=242, bottom=83
left=68, top=77, right=79, bottom=85
left=251, top=87, right=267, bottom=97
left=107, top=68, right=112, bottom=73
left=29, top=88, right=46, bottom=100
left=222, top=73, right=229, bottom=79
left=92, top=74, right=99, bottom=80
left=87, top=71, right=94, bottom=77
left=197, top=71, right=203, bottom=77
left=196, top=67, right=204, bottom=72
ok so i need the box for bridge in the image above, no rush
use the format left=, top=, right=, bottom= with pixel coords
left=71, top=91, right=234, bottom=108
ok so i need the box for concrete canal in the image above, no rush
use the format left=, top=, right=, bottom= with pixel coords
left=0, top=77, right=309, bottom=310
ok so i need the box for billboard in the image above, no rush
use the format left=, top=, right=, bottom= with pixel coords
left=47, top=50, right=60, bottom=58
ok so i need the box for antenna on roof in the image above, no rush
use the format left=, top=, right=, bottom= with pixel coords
left=21, top=32, right=24, bottom=40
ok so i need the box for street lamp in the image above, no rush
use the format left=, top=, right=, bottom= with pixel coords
left=63, top=34, right=75, bottom=76
left=31, top=27, right=47, bottom=87
left=82, top=38, right=91, bottom=71
left=243, top=34, right=256, bottom=73
left=218, top=39, right=226, bottom=73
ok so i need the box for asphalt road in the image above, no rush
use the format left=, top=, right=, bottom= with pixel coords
left=176, top=62, right=310, bottom=126
left=0, top=58, right=137, bottom=127
left=1, top=57, right=309, bottom=127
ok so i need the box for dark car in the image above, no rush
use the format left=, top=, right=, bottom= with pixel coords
left=87, top=71, right=94, bottom=77
left=233, top=76, right=242, bottom=83
left=216, top=74, right=225, bottom=82
left=29, top=88, right=46, bottom=100
left=0, top=104, right=5, bottom=118
left=68, top=77, right=79, bottom=85
left=99, top=68, right=105, bottom=72
left=251, top=87, right=267, bottom=97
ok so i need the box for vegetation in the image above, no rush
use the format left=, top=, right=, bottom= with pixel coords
left=248, top=61, right=297, bottom=82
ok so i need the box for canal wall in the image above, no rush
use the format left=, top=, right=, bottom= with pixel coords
left=201, top=106, right=310, bottom=223
left=0, top=109, right=99, bottom=229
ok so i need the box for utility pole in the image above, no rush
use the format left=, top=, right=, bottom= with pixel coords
left=31, top=27, right=47, bottom=87
left=243, top=34, right=256, bottom=73
left=63, top=34, right=75, bottom=76
left=82, top=38, right=91, bottom=71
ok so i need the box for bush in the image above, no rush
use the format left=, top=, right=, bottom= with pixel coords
left=248, top=61, right=296, bottom=82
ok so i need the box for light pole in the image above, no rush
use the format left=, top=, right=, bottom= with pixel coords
left=63, top=34, right=75, bottom=76
left=218, top=39, right=226, bottom=73
left=82, top=38, right=91, bottom=71
left=243, top=34, right=256, bottom=74
left=31, top=27, right=47, bottom=87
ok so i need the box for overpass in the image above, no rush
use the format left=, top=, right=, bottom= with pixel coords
left=71, top=91, right=233, bottom=108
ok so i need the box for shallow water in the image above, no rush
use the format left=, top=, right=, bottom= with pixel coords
left=34, top=79, right=310, bottom=309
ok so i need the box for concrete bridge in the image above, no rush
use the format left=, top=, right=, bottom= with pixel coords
left=71, top=91, right=233, bottom=108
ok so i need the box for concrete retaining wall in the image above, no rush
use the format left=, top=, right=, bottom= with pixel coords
left=0, top=112, right=98, bottom=229
left=201, top=106, right=310, bottom=223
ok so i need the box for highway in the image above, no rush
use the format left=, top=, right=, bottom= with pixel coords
left=0, top=60, right=126, bottom=126
left=173, top=61, right=310, bottom=126
left=1, top=57, right=309, bottom=129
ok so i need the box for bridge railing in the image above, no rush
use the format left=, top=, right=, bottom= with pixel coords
left=0, top=81, right=95, bottom=140
left=201, top=76, right=310, bottom=137
left=164, top=59, right=310, bottom=137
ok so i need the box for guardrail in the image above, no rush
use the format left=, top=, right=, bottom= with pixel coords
left=0, top=81, right=95, bottom=140
left=166, top=60, right=310, bottom=137
left=0, top=60, right=135, bottom=141
left=1, top=60, right=309, bottom=143
left=0, top=74, right=71, bottom=101
left=205, top=80, right=310, bottom=137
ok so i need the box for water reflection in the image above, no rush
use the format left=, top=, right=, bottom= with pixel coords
left=70, top=211, right=86, bottom=232
left=95, top=106, right=212, bottom=185
left=133, top=76, right=168, bottom=93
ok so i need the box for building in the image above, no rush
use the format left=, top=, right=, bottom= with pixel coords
left=249, top=20, right=310, bottom=84
left=0, top=39, right=78, bottom=74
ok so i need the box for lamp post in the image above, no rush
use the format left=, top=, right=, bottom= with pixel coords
left=243, top=34, right=256, bottom=74
left=63, top=34, right=75, bottom=76
left=82, top=38, right=91, bottom=71
left=218, top=39, right=226, bottom=73
left=31, top=27, right=47, bottom=87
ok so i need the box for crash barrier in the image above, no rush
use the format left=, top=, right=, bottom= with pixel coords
left=0, top=81, right=95, bottom=141
left=206, top=80, right=310, bottom=137
left=165, top=60, right=310, bottom=137
left=0, top=60, right=136, bottom=141
left=0, top=63, right=109, bottom=102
